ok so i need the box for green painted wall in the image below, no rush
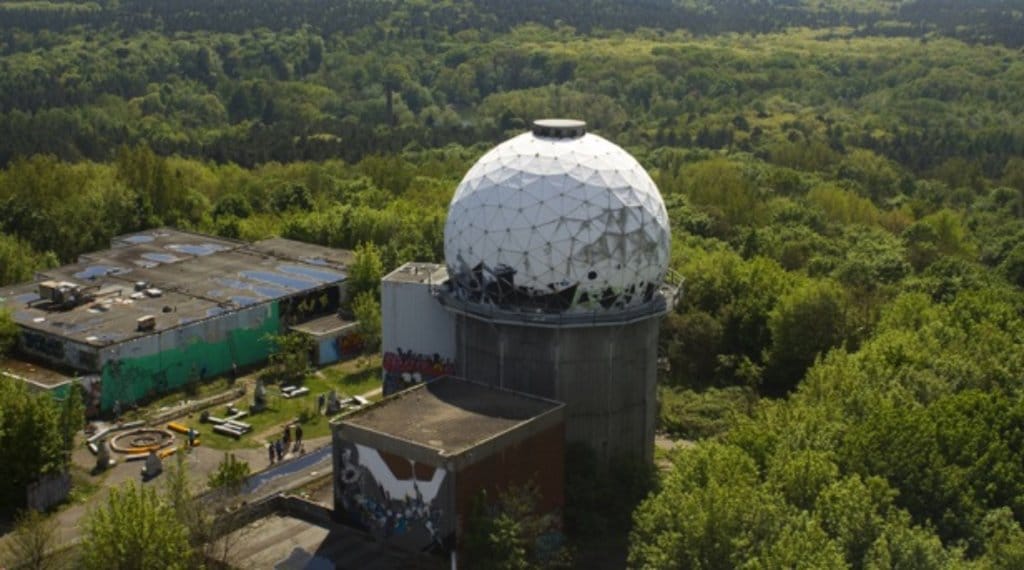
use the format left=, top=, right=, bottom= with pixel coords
left=99, top=302, right=280, bottom=411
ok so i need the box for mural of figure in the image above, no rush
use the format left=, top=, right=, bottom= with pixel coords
left=335, top=441, right=452, bottom=553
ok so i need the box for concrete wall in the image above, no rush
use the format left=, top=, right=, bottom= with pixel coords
left=453, top=422, right=565, bottom=549
left=317, top=337, right=341, bottom=366
left=96, top=302, right=280, bottom=411
left=382, top=277, right=454, bottom=360
left=454, top=315, right=659, bottom=465
left=333, top=417, right=565, bottom=561
left=18, top=328, right=99, bottom=372
left=381, top=276, right=455, bottom=395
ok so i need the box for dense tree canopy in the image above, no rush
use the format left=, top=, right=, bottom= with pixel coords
left=1, top=0, right=1023, bottom=566
left=0, top=377, right=75, bottom=512
left=79, top=483, right=191, bottom=570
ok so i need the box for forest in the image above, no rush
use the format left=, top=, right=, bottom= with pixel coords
left=2, top=0, right=1024, bottom=567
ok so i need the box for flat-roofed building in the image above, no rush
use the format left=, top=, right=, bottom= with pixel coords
left=331, top=376, right=565, bottom=562
left=0, top=228, right=354, bottom=414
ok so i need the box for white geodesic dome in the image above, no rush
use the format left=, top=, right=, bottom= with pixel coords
left=444, top=120, right=671, bottom=313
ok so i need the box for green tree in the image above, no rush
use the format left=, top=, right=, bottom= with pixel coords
left=629, top=443, right=790, bottom=569
left=58, top=383, right=84, bottom=459
left=352, top=290, right=382, bottom=353
left=765, top=279, right=849, bottom=393
left=381, top=63, right=410, bottom=126
left=79, top=483, right=191, bottom=570
left=978, top=508, right=1024, bottom=569
left=114, top=145, right=187, bottom=228
left=754, top=513, right=846, bottom=570
left=0, top=377, right=65, bottom=512
left=660, top=310, right=723, bottom=386
left=1002, top=157, right=1024, bottom=218
left=767, top=449, right=840, bottom=511
left=676, top=248, right=791, bottom=373
left=266, top=332, right=314, bottom=385
left=345, top=241, right=385, bottom=307
left=163, top=452, right=244, bottom=568
left=682, top=158, right=765, bottom=230
left=464, top=482, right=570, bottom=570
left=0, top=233, right=55, bottom=286
left=2, top=509, right=64, bottom=570
left=207, top=452, right=250, bottom=492
left=0, top=307, right=19, bottom=357
left=997, top=243, right=1024, bottom=288
left=814, top=475, right=899, bottom=568
left=837, top=148, right=903, bottom=202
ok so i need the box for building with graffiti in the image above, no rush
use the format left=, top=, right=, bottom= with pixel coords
left=332, top=376, right=564, bottom=561
left=381, top=262, right=455, bottom=395
left=380, top=120, right=679, bottom=465
left=0, top=228, right=355, bottom=414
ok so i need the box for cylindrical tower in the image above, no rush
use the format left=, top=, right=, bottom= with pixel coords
left=440, top=119, right=672, bottom=464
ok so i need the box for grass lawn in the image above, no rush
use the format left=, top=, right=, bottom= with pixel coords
left=185, top=356, right=383, bottom=451
left=121, top=377, right=236, bottom=423
left=66, top=464, right=106, bottom=506
left=319, top=356, right=382, bottom=396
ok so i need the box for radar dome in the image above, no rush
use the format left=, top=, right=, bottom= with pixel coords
left=444, top=119, right=670, bottom=313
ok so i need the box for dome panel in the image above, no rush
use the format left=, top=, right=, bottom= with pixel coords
left=444, top=123, right=671, bottom=313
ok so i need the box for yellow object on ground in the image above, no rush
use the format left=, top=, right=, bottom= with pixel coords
left=158, top=446, right=179, bottom=459
left=167, top=422, right=190, bottom=434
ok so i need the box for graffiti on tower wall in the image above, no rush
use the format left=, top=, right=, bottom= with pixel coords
left=382, top=349, right=455, bottom=395
left=334, top=440, right=452, bottom=553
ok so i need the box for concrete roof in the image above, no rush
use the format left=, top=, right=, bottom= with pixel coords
left=289, top=313, right=358, bottom=336
left=227, top=513, right=443, bottom=570
left=0, top=229, right=351, bottom=347
left=1, top=359, right=77, bottom=388
left=383, top=262, right=447, bottom=285
left=336, top=376, right=563, bottom=465
left=249, top=237, right=354, bottom=269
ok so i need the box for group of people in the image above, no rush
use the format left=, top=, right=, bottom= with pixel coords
left=267, top=423, right=304, bottom=464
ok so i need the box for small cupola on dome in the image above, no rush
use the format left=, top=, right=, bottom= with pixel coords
left=531, top=118, right=587, bottom=139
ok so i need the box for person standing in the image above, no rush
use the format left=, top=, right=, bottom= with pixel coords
left=275, top=438, right=284, bottom=461
left=295, top=424, right=303, bottom=446
left=268, top=441, right=275, bottom=464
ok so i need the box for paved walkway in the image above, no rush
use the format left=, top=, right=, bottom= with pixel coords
left=0, top=380, right=385, bottom=560
left=14, top=434, right=327, bottom=551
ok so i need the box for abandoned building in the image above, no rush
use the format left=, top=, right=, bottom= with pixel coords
left=331, top=376, right=565, bottom=563
left=360, top=119, right=674, bottom=564
left=0, top=228, right=357, bottom=414
left=380, top=119, right=676, bottom=466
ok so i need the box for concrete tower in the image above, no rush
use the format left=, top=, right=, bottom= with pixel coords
left=439, top=119, right=673, bottom=464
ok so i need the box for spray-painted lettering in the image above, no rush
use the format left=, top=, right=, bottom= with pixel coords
left=22, top=331, right=65, bottom=360
left=382, top=350, right=455, bottom=395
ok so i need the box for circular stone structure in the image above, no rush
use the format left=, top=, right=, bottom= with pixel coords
left=109, top=428, right=175, bottom=454
left=444, top=119, right=670, bottom=313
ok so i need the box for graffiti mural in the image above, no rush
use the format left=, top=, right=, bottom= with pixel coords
left=22, top=331, right=65, bottom=360
left=338, top=332, right=365, bottom=358
left=334, top=440, right=453, bottom=553
left=382, top=349, right=455, bottom=396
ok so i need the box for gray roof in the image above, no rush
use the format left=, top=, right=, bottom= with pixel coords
left=336, top=376, right=563, bottom=462
left=0, top=229, right=350, bottom=347
left=383, top=262, right=448, bottom=285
